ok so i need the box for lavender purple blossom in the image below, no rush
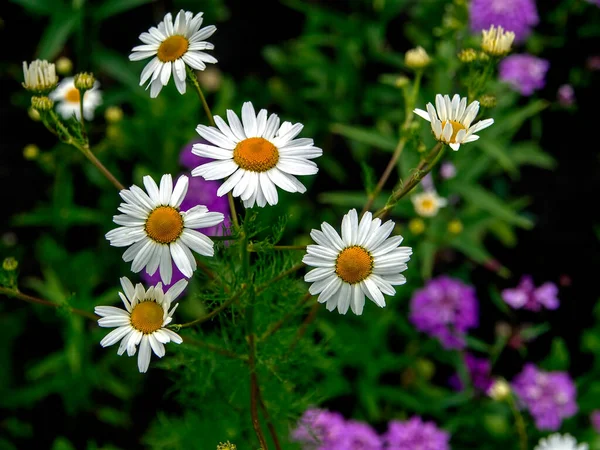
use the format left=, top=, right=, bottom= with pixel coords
left=409, top=276, right=479, bottom=349
left=499, top=54, right=550, bottom=96
left=501, top=275, right=559, bottom=311
left=469, top=0, right=539, bottom=43
left=512, top=363, right=578, bottom=431
left=331, top=420, right=382, bottom=449
left=449, top=353, right=493, bottom=392
left=383, top=417, right=450, bottom=450
left=591, top=410, right=600, bottom=433
left=290, top=408, right=346, bottom=448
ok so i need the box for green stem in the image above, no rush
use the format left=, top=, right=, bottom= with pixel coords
left=78, top=91, right=88, bottom=143
left=172, top=288, right=245, bottom=329
left=248, top=244, right=307, bottom=252
left=228, top=192, right=240, bottom=230
left=181, top=336, right=248, bottom=361
left=186, top=65, right=215, bottom=127
left=255, top=262, right=306, bottom=297
left=0, top=286, right=98, bottom=321
left=508, top=394, right=528, bottom=450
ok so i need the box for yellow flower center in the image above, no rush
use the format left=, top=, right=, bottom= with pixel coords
left=233, top=137, right=279, bottom=172
left=145, top=206, right=184, bottom=244
left=130, top=301, right=164, bottom=334
left=335, top=246, right=373, bottom=284
left=65, top=87, right=80, bottom=103
left=157, top=35, right=189, bottom=62
left=420, top=198, right=435, bottom=211
left=441, top=120, right=466, bottom=143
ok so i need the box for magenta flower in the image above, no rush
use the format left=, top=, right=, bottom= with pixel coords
left=449, top=353, right=493, bottom=392
left=383, top=417, right=450, bottom=450
left=591, top=410, right=600, bottom=433
left=499, top=54, right=550, bottom=96
left=409, top=276, right=479, bottom=349
left=331, top=420, right=382, bottom=450
left=502, top=275, right=559, bottom=311
left=512, top=363, right=578, bottom=431
left=469, top=0, right=539, bottom=43
left=290, top=408, right=346, bottom=449
left=557, top=84, right=575, bottom=107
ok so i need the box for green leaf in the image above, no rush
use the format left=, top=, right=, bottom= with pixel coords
left=94, top=0, right=155, bottom=20
left=477, top=140, right=517, bottom=176
left=10, top=0, right=56, bottom=15
left=37, top=9, right=79, bottom=60
left=452, top=182, right=533, bottom=229
left=92, top=47, right=142, bottom=92
left=418, top=240, right=436, bottom=280
left=492, top=99, right=549, bottom=137
left=510, top=142, right=556, bottom=169
left=449, top=235, right=510, bottom=278
left=330, top=123, right=397, bottom=152
left=541, top=337, right=570, bottom=371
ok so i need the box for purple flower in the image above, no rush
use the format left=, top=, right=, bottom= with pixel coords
left=383, top=417, right=450, bottom=450
left=440, top=161, right=456, bottom=180
left=501, top=275, right=559, bottom=311
left=557, top=84, right=575, bottom=107
left=591, top=410, right=600, bottom=433
left=330, top=421, right=382, bottom=450
left=585, top=0, right=600, bottom=7
left=499, top=54, right=550, bottom=96
left=511, top=363, right=578, bottom=431
left=449, top=353, right=493, bottom=392
left=409, top=276, right=479, bottom=349
left=291, top=408, right=346, bottom=449
left=469, top=0, right=539, bottom=43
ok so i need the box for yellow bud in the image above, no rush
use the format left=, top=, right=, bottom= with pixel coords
left=74, top=72, right=95, bottom=91
left=409, top=218, right=426, bottom=235
left=55, top=56, right=73, bottom=75
left=479, top=94, right=497, bottom=108
left=31, top=96, right=54, bottom=112
left=448, top=219, right=463, bottom=234
left=105, top=106, right=124, bottom=123
left=23, top=144, right=40, bottom=160
left=488, top=379, right=511, bottom=401
left=458, top=48, right=477, bottom=63
left=28, top=107, right=41, bottom=121
left=405, top=46, right=431, bottom=70
left=481, top=25, right=515, bottom=57
left=2, top=257, right=18, bottom=271
left=216, top=442, right=237, bottom=450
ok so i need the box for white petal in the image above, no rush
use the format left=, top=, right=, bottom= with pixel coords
left=413, top=108, right=431, bottom=122
left=100, top=326, right=132, bottom=347
left=159, top=245, right=173, bottom=284
left=241, top=102, right=258, bottom=137
left=192, top=159, right=238, bottom=180
left=94, top=306, right=129, bottom=317
left=149, top=334, right=166, bottom=358
left=159, top=174, right=174, bottom=205
left=137, top=336, right=152, bottom=373
left=304, top=267, right=336, bottom=283
left=259, top=172, right=278, bottom=205
left=320, top=222, right=345, bottom=251
left=350, top=284, right=365, bottom=315
left=196, top=125, right=236, bottom=149
left=170, top=241, right=194, bottom=277
left=180, top=229, right=214, bottom=256
left=170, top=175, right=189, bottom=207
left=226, top=109, right=246, bottom=141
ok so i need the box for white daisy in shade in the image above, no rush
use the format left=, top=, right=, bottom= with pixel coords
left=534, top=433, right=588, bottom=450
left=413, top=94, right=494, bottom=150
left=105, top=174, right=224, bottom=284
left=303, top=209, right=412, bottom=315
left=49, top=77, right=102, bottom=120
left=411, top=191, right=448, bottom=218
left=129, top=10, right=217, bottom=98
left=192, top=101, right=322, bottom=208
left=95, top=277, right=187, bottom=373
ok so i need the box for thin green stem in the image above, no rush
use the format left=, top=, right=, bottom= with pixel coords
left=186, top=65, right=215, bottom=127
left=255, top=262, right=306, bottom=297
left=508, top=394, right=528, bottom=450
left=172, top=288, right=245, bottom=329
left=0, top=286, right=98, bottom=321
left=248, top=244, right=307, bottom=252
left=78, top=91, right=88, bottom=143
left=228, top=192, right=240, bottom=230
left=181, top=336, right=248, bottom=361
left=259, top=292, right=313, bottom=342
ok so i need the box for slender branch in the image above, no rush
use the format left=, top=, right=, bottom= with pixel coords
left=186, top=65, right=215, bottom=127
left=0, top=286, right=98, bottom=321
left=259, top=292, right=313, bottom=342
left=258, top=394, right=282, bottom=450
left=249, top=332, right=268, bottom=449
left=288, top=301, right=320, bottom=352
left=207, top=235, right=238, bottom=241
left=248, top=244, right=307, bottom=252
left=181, top=335, right=248, bottom=361
left=255, top=262, right=306, bottom=297
left=172, top=288, right=245, bottom=329
left=508, top=393, right=528, bottom=450
left=373, top=142, right=445, bottom=220
left=227, top=193, right=240, bottom=230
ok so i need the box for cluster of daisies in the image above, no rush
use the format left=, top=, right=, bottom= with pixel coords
left=23, top=10, right=495, bottom=373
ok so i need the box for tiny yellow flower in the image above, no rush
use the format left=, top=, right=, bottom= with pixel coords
left=411, top=192, right=448, bottom=218
left=458, top=48, right=477, bottom=63
left=448, top=219, right=463, bottom=234
left=216, top=442, right=237, bottom=450
left=409, top=218, right=426, bottom=235
left=28, top=107, right=41, bottom=121
left=2, top=257, right=18, bottom=271
left=23, top=144, right=40, bottom=160
left=105, top=106, right=124, bottom=123
left=488, top=378, right=511, bottom=401
left=55, top=56, right=73, bottom=75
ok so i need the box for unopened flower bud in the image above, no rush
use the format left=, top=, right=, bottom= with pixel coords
left=31, top=96, right=54, bottom=112
left=409, top=218, right=426, bottom=235
left=405, top=46, right=431, bottom=69
left=22, top=60, right=58, bottom=94
left=487, top=379, right=511, bottom=401
left=28, top=107, right=41, bottom=121
left=105, top=106, right=124, bottom=123
left=74, top=72, right=96, bottom=91
left=448, top=219, right=463, bottom=234
left=394, top=76, right=410, bottom=88
left=458, top=48, right=477, bottom=63
left=481, top=25, right=515, bottom=57
left=23, top=144, right=40, bottom=160
left=2, top=257, right=18, bottom=271
left=479, top=94, right=497, bottom=108
left=216, top=442, right=237, bottom=450
left=55, top=56, right=73, bottom=75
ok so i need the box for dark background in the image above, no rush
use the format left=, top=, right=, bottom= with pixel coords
left=1, top=0, right=598, bottom=448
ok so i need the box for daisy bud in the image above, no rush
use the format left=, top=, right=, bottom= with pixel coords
left=409, top=218, right=426, bottom=235
left=74, top=72, right=96, bottom=91
left=216, top=442, right=237, bottom=450
left=28, top=107, right=41, bottom=121
left=31, top=95, right=54, bottom=112
left=105, top=106, right=124, bottom=123
left=481, top=25, right=515, bottom=57
left=458, top=48, right=477, bottom=63
left=405, top=46, right=431, bottom=69
left=23, top=144, right=40, bottom=160
left=2, top=257, right=18, bottom=271
left=447, top=219, right=463, bottom=234
left=395, top=76, right=410, bottom=88
left=22, top=60, right=58, bottom=94
left=55, top=56, right=73, bottom=75
left=479, top=94, right=497, bottom=108
left=487, top=378, right=511, bottom=401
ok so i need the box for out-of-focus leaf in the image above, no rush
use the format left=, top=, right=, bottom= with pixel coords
left=452, top=182, right=533, bottom=229
left=93, top=47, right=142, bottom=92
left=465, top=336, right=490, bottom=352
left=10, top=0, right=56, bottom=15
left=318, top=191, right=388, bottom=209
left=94, top=0, right=155, bottom=20
left=51, top=437, right=76, bottom=450
left=491, top=99, right=549, bottom=137
left=330, top=123, right=397, bottom=152
left=510, top=142, right=556, bottom=169
left=520, top=323, right=551, bottom=341
left=37, top=10, right=79, bottom=61
left=541, top=337, right=570, bottom=371
left=418, top=240, right=436, bottom=280
left=478, top=140, right=517, bottom=176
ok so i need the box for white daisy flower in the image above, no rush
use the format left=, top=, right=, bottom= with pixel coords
left=303, top=209, right=412, bottom=315
left=481, top=25, right=515, bottom=56
left=105, top=174, right=224, bottom=284
left=95, top=277, right=187, bottom=373
left=413, top=94, right=494, bottom=151
left=49, top=77, right=102, bottom=120
left=192, top=102, right=322, bottom=208
left=533, top=433, right=588, bottom=450
left=411, top=191, right=448, bottom=217
left=129, top=10, right=217, bottom=98
left=22, top=59, right=57, bottom=94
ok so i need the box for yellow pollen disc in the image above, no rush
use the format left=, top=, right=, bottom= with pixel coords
left=441, top=120, right=466, bottom=143
left=130, top=301, right=164, bottom=334
left=157, top=35, right=189, bottom=62
left=145, top=206, right=184, bottom=244
left=65, top=87, right=80, bottom=103
left=233, top=137, right=279, bottom=172
left=335, top=246, right=373, bottom=284
left=420, top=199, right=434, bottom=211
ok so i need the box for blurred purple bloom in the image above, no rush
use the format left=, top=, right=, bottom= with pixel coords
left=502, top=275, right=559, bottom=311
left=557, top=84, right=575, bottom=107
left=291, top=408, right=346, bottom=449
left=585, top=0, right=600, bottom=6
left=331, top=420, right=382, bottom=450
left=409, top=276, right=479, bottom=349
left=499, top=54, right=549, bottom=96
left=469, top=0, right=539, bottom=43
left=449, top=353, right=493, bottom=392
left=512, top=363, right=578, bottom=431
left=591, top=410, right=600, bottom=432
left=440, top=161, right=456, bottom=180
left=383, top=417, right=450, bottom=450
